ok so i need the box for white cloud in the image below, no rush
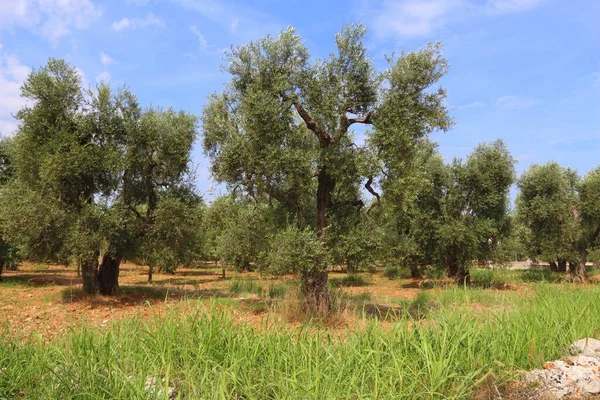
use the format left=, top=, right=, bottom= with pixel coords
left=100, top=52, right=115, bottom=67
left=496, top=95, right=539, bottom=109
left=190, top=25, right=208, bottom=49
left=458, top=101, right=486, bottom=110
left=0, top=0, right=101, bottom=46
left=96, top=71, right=111, bottom=83
left=364, top=0, right=546, bottom=39
left=0, top=51, right=31, bottom=137
left=112, top=12, right=165, bottom=31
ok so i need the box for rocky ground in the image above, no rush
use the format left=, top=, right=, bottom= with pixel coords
left=524, top=338, right=600, bottom=399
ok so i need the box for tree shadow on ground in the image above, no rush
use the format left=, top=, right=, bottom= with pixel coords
left=60, top=285, right=231, bottom=307
left=1, top=273, right=78, bottom=287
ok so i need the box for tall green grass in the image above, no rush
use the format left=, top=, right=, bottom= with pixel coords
left=2, top=285, right=600, bottom=399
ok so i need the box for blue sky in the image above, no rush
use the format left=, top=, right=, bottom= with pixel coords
left=0, top=0, right=599, bottom=201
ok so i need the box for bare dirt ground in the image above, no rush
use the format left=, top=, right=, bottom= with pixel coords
left=0, top=263, right=429, bottom=339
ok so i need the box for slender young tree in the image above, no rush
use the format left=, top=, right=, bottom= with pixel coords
left=202, top=25, right=451, bottom=311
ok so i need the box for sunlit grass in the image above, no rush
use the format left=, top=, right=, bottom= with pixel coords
left=2, top=284, right=600, bottom=399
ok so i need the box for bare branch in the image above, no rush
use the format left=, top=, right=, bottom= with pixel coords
left=365, top=176, right=381, bottom=215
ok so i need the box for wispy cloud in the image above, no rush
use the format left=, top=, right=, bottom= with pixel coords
left=363, top=0, right=547, bottom=38
left=371, top=0, right=464, bottom=38
left=100, top=52, right=115, bottom=67
left=0, top=0, right=101, bottom=46
left=112, top=12, right=165, bottom=31
left=172, top=0, right=280, bottom=40
left=496, top=95, right=539, bottom=109
left=0, top=51, right=31, bottom=137
left=190, top=25, right=208, bottom=49
left=458, top=101, right=486, bottom=110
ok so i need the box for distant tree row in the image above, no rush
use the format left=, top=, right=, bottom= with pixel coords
left=0, top=25, right=599, bottom=314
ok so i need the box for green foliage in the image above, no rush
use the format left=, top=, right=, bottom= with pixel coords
left=262, top=226, right=326, bottom=276
left=0, top=58, right=199, bottom=292
left=382, top=140, right=515, bottom=281
left=202, top=26, right=452, bottom=289
left=139, top=193, right=204, bottom=273
left=516, top=162, right=580, bottom=263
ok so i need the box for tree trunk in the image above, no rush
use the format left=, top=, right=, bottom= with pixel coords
left=77, top=259, right=81, bottom=277
left=549, top=261, right=558, bottom=272
left=81, top=250, right=99, bottom=295
left=446, top=259, right=458, bottom=278
left=307, top=165, right=335, bottom=313
left=302, top=270, right=329, bottom=315
left=410, top=264, right=422, bottom=279
left=346, top=259, right=355, bottom=274
left=557, top=258, right=567, bottom=272
left=148, top=265, right=153, bottom=283
left=456, top=265, right=471, bottom=286
left=571, top=251, right=587, bottom=282
left=0, top=258, right=4, bottom=283
left=98, top=253, right=121, bottom=295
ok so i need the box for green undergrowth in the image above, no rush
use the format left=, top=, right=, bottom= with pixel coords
left=2, top=285, right=600, bottom=399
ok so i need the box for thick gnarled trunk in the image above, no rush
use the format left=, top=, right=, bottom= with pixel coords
left=301, top=270, right=329, bottom=315
left=570, top=250, right=588, bottom=282
left=98, top=252, right=121, bottom=295
left=305, top=165, right=335, bottom=314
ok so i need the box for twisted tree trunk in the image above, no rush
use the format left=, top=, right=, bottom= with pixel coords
left=570, top=250, right=588, bottom=282
left=98, top=252, right=121, bottom=295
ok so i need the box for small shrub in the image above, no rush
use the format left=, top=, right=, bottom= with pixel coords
left=267, top=283, right=288, bottom=299
left=407, top=292, right=437, bottom=318
left=229, top=278, right=263, bottom=296
left=34, top=263, right=49, bottom=272
left=471, top=269, right=510, bottom=289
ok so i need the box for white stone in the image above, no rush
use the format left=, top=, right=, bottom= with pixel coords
left=569, top=338, right=600, bottom=358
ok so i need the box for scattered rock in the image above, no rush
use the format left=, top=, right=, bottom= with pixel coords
left=524, top=342, right=600, bottom=399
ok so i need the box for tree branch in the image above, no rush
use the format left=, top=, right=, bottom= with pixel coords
left=348, top=111, right=374, bottom=127
left=337, top=111, right=374, bottom=139
left=292, top=101, right=331, bottom=145
left=365, top=176, right=381, bottom=215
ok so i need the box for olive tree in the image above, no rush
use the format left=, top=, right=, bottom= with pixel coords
left=202, top=25, right=451, bottom=311
left=0, top=59, right=198, bottom=294
left=516, top=163, right=579, bottom=272
left=384, top=140, right=515, bottom=284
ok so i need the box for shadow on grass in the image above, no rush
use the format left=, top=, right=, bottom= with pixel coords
left=0, top=273, right=77, bottom=287
left=329, top=274, right=370, bottom=288
left=60, top=285, right=231, bottom=306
